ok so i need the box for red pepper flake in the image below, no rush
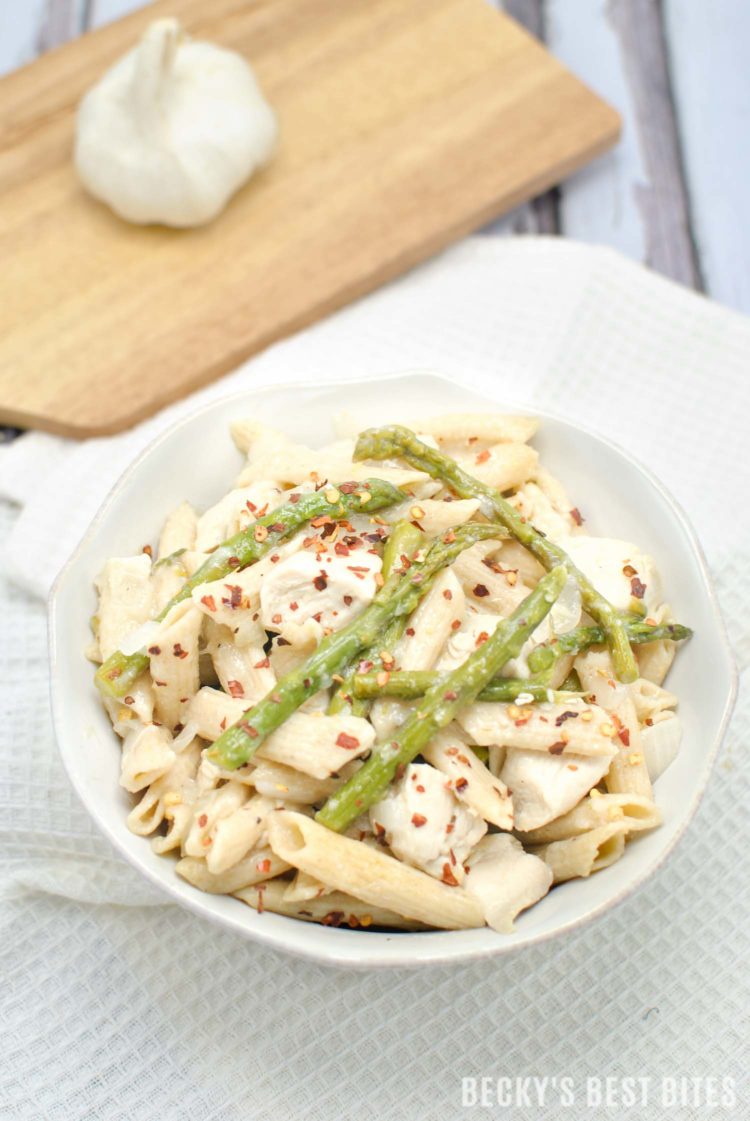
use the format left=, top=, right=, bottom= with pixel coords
left=373, top=821, right=387, bottom=842
left=475, top=631, right=489, bottom=646
left=289, top=493, right=300, bottom=504
left=411, top=813, right=427, bottom=827
left=630, top=576, right=647, bottom=599
left=256, top=858, right=272, bottom=874
left=570, top=507, right=584, bottom=526
left=442, top=588, right=453, bottom=600
left=312, top=612, right=322, bottom=623
left=336, top=732, right=360, bottom=750
left=270, top=554, right=280, bottom=564
left=197, top=814, right=208, bottom=828
left=343, top=594, right=353, bottom=606
left=555, top=710, right=580, bottom=726
left=220, top=717, right=227, bottom=731
left=239, top=721, right=259, bottom=739
left=289, top=601, right=299, bottom=611
left=444, top=690, right=457, bottom=701
left=548, top=741, right=567, bottom=755
left=322, top=911, right=346, bottom=928
left=476, top=449, right=491, bottom=465
left=473, top=583, right=490, bottom=598
left=455, top=777, right=469, bottom=792
left=416, top=784, right=425, bottom=793
left=446, top=747, right=459, bottom=756
left=142, top=544, right=153, bottom=557
left=268, top=522, right=286, bottom=533
left=394, top=762, right=406, bottom=781
left=227, top=556, right=241, bottom=568
left=622, top=564, right=637, bottom=578
left=406, top=627, right=415, bottom=637
left=153, top=680, right=167, bottom=687
left=334, top=542, right=350, bottom=556
left=618, top=726, right=631, bottom=746
left=224, top=584, right=243, bottom=609
left=446, top=815, right=456, bottom=834
left=313, top=573, right=328, bottom=591
left=173, top=643, right=189, bottom=659
left=256, top=884, right=266, bottom=913
left=451, top=619, right=462, bottom=631
left=147, top=645, right=161, bottom=656
left=271, top=613, right=283, bottom=625
left=443, top=529, right=456, bottom=544
left=254, top=656, right=271, bottom=669
left=339, top=482, right=357, bottom=494
left=441, top=863, right=460, bottom=886
left=457, top=753, right=471, bottom=765
left=468, top=436, right=478, bottom=445
left=123, top=695, right=134, bottom=705
left=270, top=692, right=282, bottom=704
left=227, top=680, right=245, bottom=698
left=246, top=500, right=257, bottom=513
left=277, top=637, right=291, bottom=647
left=200, top=594, right=217, bottom=612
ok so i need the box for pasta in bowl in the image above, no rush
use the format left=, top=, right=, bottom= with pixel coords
left=88, top=402, right=695, bottom=935
left=50, top=373, right=735, bottom=965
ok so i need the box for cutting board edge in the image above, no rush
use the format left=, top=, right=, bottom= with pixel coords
left=0, top=104, right=621, bottom=440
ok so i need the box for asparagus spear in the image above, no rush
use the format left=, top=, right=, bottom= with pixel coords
left=207, top=523, right=506, bottom=770
left=94, top=477, right=404, bottom=699
left=350, top=670, right=577, bottom=704
left=327, top=521, right=424, bottom=717
left=315, top=565, right=568, bottom=832
left=526, top=621, right=693, bottom=674
left=354, top=425, right=640, bottom=683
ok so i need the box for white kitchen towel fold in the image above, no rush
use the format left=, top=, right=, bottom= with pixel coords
left=1, top=238, right=748, bottom=1121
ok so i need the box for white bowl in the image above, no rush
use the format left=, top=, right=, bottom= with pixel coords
left=49, top=372, right=736, bottom=968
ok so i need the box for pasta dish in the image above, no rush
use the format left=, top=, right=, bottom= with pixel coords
left=90, top=414, right=691, bottom=933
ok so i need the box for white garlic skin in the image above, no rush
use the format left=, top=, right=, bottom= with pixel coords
left=74, top=19, right=278, bottom=228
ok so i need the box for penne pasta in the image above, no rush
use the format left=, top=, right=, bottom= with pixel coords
left=531, top=823, right=628, bottom=883
left=394, top=569, right=465, bottom=671
left=187, top=688, right=374, bottom=778
left=236, top=878, right=428, bottom=930
left=149, top=600, right=203, bottom=730
left=177, top=847, right=290, bottom=894
left=422, top=729, right=513, bottom=830
left=575, top=649, right=653, bottom=799
left=266, top=811, right=484, bottom=929
left=95, top=555, right=154, bottom=662
left=409, top=413, right=539, bottom=446
left=457, top=699, right=619, bottom=757
left=516, top=791, right=662, bottom=845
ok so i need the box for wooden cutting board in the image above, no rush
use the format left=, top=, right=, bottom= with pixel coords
left=0, top=0, right=619, bottom=437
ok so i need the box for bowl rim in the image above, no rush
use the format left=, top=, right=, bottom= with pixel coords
left=48, top=369, right=738, bottom=968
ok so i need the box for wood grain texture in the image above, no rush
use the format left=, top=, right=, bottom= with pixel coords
left=545, top=0, right=652, bottom=261
left=483, top=0, right=560, bottom=237
left=0, top=0, right=619, bottom=436
left=664, top=0, right=750, bottom=314
left=607, top=0, right=700, bottom=289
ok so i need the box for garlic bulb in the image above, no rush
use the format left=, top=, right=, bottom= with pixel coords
left=74, top=18, right=278, bottom=227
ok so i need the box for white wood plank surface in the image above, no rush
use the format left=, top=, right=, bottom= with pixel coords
left=544, top=0, right=650, bottom=262
left=664, top=0, right=750, bottom=314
